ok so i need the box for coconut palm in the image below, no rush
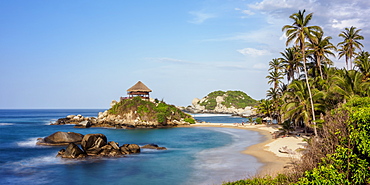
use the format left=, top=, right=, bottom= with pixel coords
left=256, top=99, right=273, bottom=118
left=266, top=71, right=284, bottom=90
left=280, top=47, right=302, bottom=83
left=268, top=58, right=284, bottom=72
left=282, top=80, right=325, bottom=130
left=331, top=70, right=370, bottom=101
left=266, top=58, right=284, bottom=90
left=354, top=51, right=370, bottom=82
left=338, top=26, right=364, bottom=70
left=282, top=9, right=322, bottom=136
left=307, top=31, right=336, bottom=79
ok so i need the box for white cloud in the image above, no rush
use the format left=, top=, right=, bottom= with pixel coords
left=242, top=10, right=255, bottom=15
left=331, top=18, right=365, bottom=30
left=188, top=11, right=216, bottom=24
left=237, top=48, right=272, bottom=56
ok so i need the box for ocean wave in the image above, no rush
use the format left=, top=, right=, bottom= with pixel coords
left=0, top=123, right=14, bottom=126
left=16, top=137, right=40, bottom=147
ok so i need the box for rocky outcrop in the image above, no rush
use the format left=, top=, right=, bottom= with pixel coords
left=141, top=144, right=167, bottom=150
left=52, top=98, right=194, bottom=129
left=185, top=99, right=257, bottom=116
left=54, top=132, right=165, bottom=159
left=36, top=131, right=84, bottom=146
left=51, top=111, right=190, bottom=129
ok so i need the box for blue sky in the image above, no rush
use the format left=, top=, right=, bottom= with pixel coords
left=1, top=0, right=369, bottom=109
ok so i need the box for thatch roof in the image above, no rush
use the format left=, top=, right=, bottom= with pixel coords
left=127, top=81, right=152, bottom=92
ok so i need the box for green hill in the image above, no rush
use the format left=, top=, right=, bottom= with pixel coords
left=199, top=90, right=258, bottom=110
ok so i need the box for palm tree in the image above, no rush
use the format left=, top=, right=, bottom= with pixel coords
left=256, top=99, right=273, bottom=118
left=331, top=70, right=370, bottom=101
left=282, top=80, right=325, bottom=130
left=266, top=71, right=284, bottom=90
left=354, top=51, right=370, bottom=82
left=266, top=58, right=284, bottom=90
left=282, top=9, right=322, bottom=136
left=280, top=47, right=302, bottom=83
left=307, top=31, right=336, bottom=79
left=268, top=58, right=283, bottom=72
left=338, top=26, right=364, bottom=70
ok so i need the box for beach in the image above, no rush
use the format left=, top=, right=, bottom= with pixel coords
left=187, top=123, right=308, bottom=177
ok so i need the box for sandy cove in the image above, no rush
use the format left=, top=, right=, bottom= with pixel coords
left=184, top=123, right=308, bottom=177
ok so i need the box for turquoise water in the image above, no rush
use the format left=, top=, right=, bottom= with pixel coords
left=0, top=110, right=263, bottom=185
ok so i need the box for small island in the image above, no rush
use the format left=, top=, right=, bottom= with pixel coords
left=185, top=90, right=258, bottom=116
left=52, top=81, right=195, bottom=128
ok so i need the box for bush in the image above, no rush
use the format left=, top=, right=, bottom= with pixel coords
left=255, top=117, right=262, bottom=124
left=184, top=118, right=195, bottom=124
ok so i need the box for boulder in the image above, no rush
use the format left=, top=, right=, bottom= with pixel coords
left=120, top=144, right=141, bottom=154
left=81, top=134, right=107, bottom=152
left=57, top=143, right=86, bottom=159
left=108, top=141, right=120, bottom=150
left=141, top=144, right=167, bottom=150
left=36, top=131, right=84, bottom=146
left=74, top=120, right=92, bottom=128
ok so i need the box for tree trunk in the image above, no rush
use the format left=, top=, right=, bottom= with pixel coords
left=301, top=46, right=318, bottom=136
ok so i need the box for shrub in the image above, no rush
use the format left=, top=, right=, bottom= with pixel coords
left=184, top=118, right=195, bottom=124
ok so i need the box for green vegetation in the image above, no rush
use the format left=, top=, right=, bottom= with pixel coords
left=228, top=9, right=370, bottom=184
left=108, top=96, right=195, bottom=124
left=199, top=90, right=257, bottom=110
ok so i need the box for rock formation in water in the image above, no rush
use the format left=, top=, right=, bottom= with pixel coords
left=184, top=90, right=258, bottom=116
left=36, top=131, right=84, bottom=146
left=34, top=132, right=168, bottom=159
left=51, top=96, right=195, bottom=128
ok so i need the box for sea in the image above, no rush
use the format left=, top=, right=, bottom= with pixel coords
left=0, top=109, right=264, bottom=185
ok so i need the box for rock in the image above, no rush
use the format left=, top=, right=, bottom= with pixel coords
left=141, top=144, right=167, bottom=150
left=57, top=143, right=86, bottom=159
left=81, top=134, right=107, bottom=152
left=120, top=144, right=141, bottom=154
left=74, top=120, right=92, bottom=128
left=108, top=149, right=122, bottom=157
left=108, top=141, right=120, bottom=150
left=37, top=131, right=84, bottom=146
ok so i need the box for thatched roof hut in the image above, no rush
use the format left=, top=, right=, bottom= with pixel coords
left=126, top=81, right=152, bottom=100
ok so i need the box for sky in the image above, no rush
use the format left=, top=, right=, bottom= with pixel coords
left=1, top=0, right=369, bottom=109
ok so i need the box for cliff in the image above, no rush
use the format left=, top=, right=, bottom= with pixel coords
left=185, top=90, right=258, bottom=116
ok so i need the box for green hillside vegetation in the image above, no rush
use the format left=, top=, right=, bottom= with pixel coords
left=199, top=90, right=258, bottom=110
left=108, top=96, right=195, bottom=124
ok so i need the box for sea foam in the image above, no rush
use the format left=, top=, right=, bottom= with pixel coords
left=16, top=137, right=40, bottom=147
left=0, top=123, right=14, bottom=126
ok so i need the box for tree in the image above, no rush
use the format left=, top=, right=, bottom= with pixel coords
left=338, top=26, right=364, bottom=70
left=307, top=31, right=336, bottom=79
left=255, top=99, right=273, bottom=118
left=282, top=80, right=325, bottom=130
left=282, top=9, right=322, bottom=136
left=331, top=70, right=370, bottom=102
left=266, top=71, right=284, bottom=90
left=280, top=47, right=302, bottom=83
left=354, top=51, right=370, bottom=82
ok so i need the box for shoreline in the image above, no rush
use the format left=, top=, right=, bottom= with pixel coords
left=183, top=123, right=305, bottom=177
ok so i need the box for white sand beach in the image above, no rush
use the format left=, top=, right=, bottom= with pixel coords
left=186, top=123, right=308, bottom=176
